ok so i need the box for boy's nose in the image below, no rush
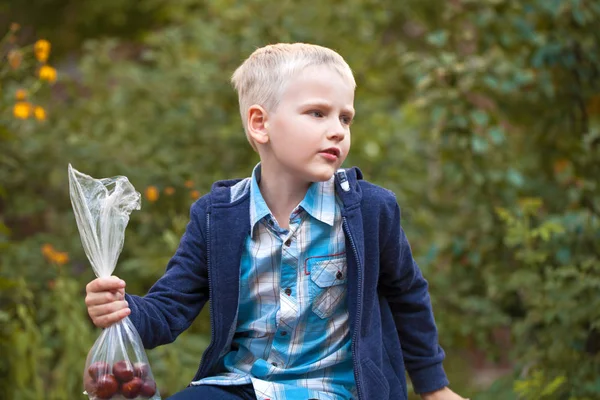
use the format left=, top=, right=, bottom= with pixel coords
left=327, top=121, right=347, bottom=141
left=327, top=130, right=345, bottom=142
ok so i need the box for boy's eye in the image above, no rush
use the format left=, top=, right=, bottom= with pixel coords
left=341, top=115, right=353, bottom=125
left=309, top=110, right=324, bottom=118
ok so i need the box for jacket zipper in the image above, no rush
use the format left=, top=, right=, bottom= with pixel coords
left=195, top=213, right=214, bottom=379
left=343, top=216, right=364, bottom=400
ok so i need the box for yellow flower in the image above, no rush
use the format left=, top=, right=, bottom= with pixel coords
left=145, top=186, right=159, bottom=202
left=41, top=244, right=69, bottom=265
left=34, top=106, right=47, bottom=121
left=8, top=50, right=22, bottom=69
left=13, top=102, right=32, bottom=119
left=34, top=39, right=51, bottom=63
left=15, top=89, right=27, bottom=101
left=39, top=65, right=57, bottom=83
left=164, top=186, right=175, bottom=196
left=41, top=243, right=55, bottom=259
left=184, top=180, right=194, bottom=188
left=52, top=252, right=69, bottom=265
left=190, top=190, right=201, bottom=200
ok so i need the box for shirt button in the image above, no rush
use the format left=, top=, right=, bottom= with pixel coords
left=284, top=238, right=292, bottom=247
left=336, top=271, right=343, bottom=280
left=284, top=287, right=292, bottom=296
left=280, top=331, right=287, bottom=336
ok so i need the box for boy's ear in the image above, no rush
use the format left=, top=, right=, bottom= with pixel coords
left=247, top=105, right=270, bottom=145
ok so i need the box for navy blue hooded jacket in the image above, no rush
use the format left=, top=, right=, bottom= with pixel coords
left=126, top=167, right=449, bottom=399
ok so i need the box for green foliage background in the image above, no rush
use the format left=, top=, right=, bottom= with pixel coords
left=1, top=0, right=599, bottom=399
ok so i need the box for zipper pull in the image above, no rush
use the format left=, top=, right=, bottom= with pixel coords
left=336, top=169, right=350, bottom=192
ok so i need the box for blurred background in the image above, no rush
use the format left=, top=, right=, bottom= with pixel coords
left=1, top=0, right=599, bottom=398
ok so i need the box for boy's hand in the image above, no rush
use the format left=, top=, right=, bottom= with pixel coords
left=421, top=387, right=469, bottom=400
left=85, top=276, right=130, bottom=328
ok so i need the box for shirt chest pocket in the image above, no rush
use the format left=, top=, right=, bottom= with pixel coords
left=308, top=257, right=348, bottom=319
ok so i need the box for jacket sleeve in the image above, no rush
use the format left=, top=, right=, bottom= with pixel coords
left=378, top=198, right=449, bottom=394
left=125, top=199, right=209, bottom=349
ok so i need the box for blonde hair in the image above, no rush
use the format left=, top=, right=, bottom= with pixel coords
left=231, top=43, right=356, bottom=150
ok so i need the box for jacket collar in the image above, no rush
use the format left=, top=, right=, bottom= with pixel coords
left=209, top=166, right=363, bottom=212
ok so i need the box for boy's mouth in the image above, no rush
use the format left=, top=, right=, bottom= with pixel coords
left=319, top=147, right=341, bottom=158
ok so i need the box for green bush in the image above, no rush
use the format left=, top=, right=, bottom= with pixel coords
left=397, top=0, right=600, bottom=397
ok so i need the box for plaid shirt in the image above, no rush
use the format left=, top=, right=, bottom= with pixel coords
left=194, top=165, right=356, bottom=400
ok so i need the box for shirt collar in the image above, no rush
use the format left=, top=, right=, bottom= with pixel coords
left=249, top=164, right=272, bottom=234
left=298, top=176, right=336, bottom=227
left=249, top=164, right=336, bottom=235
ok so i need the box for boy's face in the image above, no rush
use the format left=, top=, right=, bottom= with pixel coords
left=262, top=65, right=354, bottom=184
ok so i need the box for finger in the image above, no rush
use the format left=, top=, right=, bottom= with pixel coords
left=85, top=290, right=124, bottom=307
left=92, top=307, right=131, bottom=329
left=86, top=277, right=126, bottom=294
left=88, top=300, right=129, bottom=318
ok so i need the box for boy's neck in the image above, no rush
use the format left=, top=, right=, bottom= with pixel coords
left=258, top=165, right=311, bottom=230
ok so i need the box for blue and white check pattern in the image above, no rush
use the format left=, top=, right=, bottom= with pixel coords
left=193, top=165, right=356, bottom=400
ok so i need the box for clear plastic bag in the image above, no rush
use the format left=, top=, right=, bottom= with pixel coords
left=68, top=164, right=160, bottom=400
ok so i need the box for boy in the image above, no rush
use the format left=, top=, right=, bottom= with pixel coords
left=85, top=43, right=467, bottom=400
